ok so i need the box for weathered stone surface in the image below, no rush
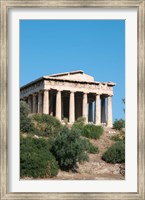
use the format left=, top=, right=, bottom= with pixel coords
left=20, top=70, right=115, bottom=127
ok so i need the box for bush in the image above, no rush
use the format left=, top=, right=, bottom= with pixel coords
left=72, top=117, right=85, bottom=131
left=32, top=114, right=62, bottom=137
left=50, top=127, right=88, bottom=171
left=20, top=101, right=34, bottom=133
left=113, top=119, right=125, bottom=130
left=80, top=138, right=99, bottom=154
left=20, top=136, right=59, bottom=178
left=110, top=135, right=122, bottom=142
left=102, top=141, right=125, bottom=163
left=81, top=124, right=103, bottom=139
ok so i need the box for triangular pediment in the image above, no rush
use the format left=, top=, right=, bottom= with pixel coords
left=45, top=70, right=94, bottom=82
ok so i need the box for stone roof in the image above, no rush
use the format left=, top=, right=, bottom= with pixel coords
left=20, top=70, right=116, bottom=90
left=44, top=70, right=94, bottom=82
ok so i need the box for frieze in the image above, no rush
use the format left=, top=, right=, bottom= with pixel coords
left=21, top=81, right=44, bottom=97
left=21, top=79, right=113, bottom=98
left=45, top=80, right=112, bottom=92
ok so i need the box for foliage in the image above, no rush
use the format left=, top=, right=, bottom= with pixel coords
left=113, top=119, right=125, bottom=130
left=102, top=141, right=125, bottom=164
left=20, top=101, right=34, bottom=133
left=32, top=114, right=62, bottom=137
left=50, top=127, right=88, bottom=171
left=110, top=135, right=122, bottom=142
left=81, top=124, right=103, bottom=139
left=20, top=136, right=59, bottom=178
left=72, top=117, right=85, bottom=131
left=80, top=138, right=99, bottom=154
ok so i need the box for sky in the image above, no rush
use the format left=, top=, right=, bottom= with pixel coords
left=20, top=20, right=125, bottom=121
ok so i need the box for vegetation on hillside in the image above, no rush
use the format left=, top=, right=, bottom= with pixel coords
left=32, top=114, right=62, bottom=137
left=20, top=102, right=99, bottom=178
left=20, top=136, right=59, bottom=178
left=20, top=101, right=125, bottom=179
left=50, top=127, right=88, bottom=171
left=102, top=141, right=125, bottom=163
left=72, top=117, right=103, bottom=139
left=113, top=119, right=125, bottom=130
left=20, top=101, right=34, bottom=133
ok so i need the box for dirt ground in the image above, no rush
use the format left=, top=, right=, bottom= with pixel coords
left=51, top=128, right=125, bottom=180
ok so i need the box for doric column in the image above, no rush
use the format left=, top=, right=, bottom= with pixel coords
left=28, top=96, right=32, bottom=113
left=43, top=89, right=49, bottom=114
left=82, top=93, right=88, bottom=123
left=88, top=102, right=93, bottom=122
left=56, top=90, right=61, bottom=120
left=69, top=91, right=75, bottom=123
left=107, top=95, right=113, bottom=127
left=38, top=91, right=43, bottom=113
left=32, top=94, right=37, bottom=113
left=50, top=94, right=53, bottom=116
left=101, top=96, right=106, bottom=123
left=95, top=94, right=100, bottom=125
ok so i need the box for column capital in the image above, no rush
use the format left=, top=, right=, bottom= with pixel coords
left=70, top=90, right=75, bottom=93
left=43, top=89, right=49, bottom=91
left=95, top=93, right=100, bottom=96
left=108, top=94, right=113, bottom=97
left=83, top=92, right=88, bottom=94
left=57, top=89, right=62, bottom=92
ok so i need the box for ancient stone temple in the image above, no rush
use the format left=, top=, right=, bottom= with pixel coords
left=20, top=70, right=115, bottom=127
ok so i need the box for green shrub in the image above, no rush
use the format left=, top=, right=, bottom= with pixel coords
left=20, top=101, right=34, bottom=133
left=81, top=138, right=99, bottom=154
left=32, top=114, right=62, bottom=137
left=50, top=127, right=88, bottom=171
left=81, top=124, right=103, bottom=139
left=110, top=135, right=122, bottom=141
left=72, top=117, right=85, bottom=131
left=20, top=136, right=59, bottom=178
left=102, top=141, right=125, bottom=163
left=113, top=119, right=125, bottom=130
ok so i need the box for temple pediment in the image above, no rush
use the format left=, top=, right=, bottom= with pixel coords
left=44, top=70, right=94, bottom=82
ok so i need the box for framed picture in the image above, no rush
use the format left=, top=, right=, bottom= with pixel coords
left=0, top=0, right=144, bottom=199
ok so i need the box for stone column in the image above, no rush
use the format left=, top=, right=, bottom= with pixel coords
left=32, top=94, right=37, bottom=113
left=88, top=102, right=93, bottom=122
left=43, top=89, right=49, bottom=114
left=69, top=91, right=75, bottom=123
left=107, top=95, right=113, bottom=127
left=101, top=97, right=106, bottom=123
left=82, top=93, right=88, bottom=123
left=56, top=90, right=61, bottom=120
left=95, top=94, right=100, bottom=125
left=50, top=94, right=53, bottom=116
left=38, top=91, right=43, bottom=113
left=28, top=96, right=32, bottom=113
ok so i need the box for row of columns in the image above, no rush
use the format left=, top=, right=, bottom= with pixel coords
left=26, top=90, right=113, bottom=127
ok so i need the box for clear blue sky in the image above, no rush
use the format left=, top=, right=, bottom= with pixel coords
left=20, top=20, right=125, bottom=121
